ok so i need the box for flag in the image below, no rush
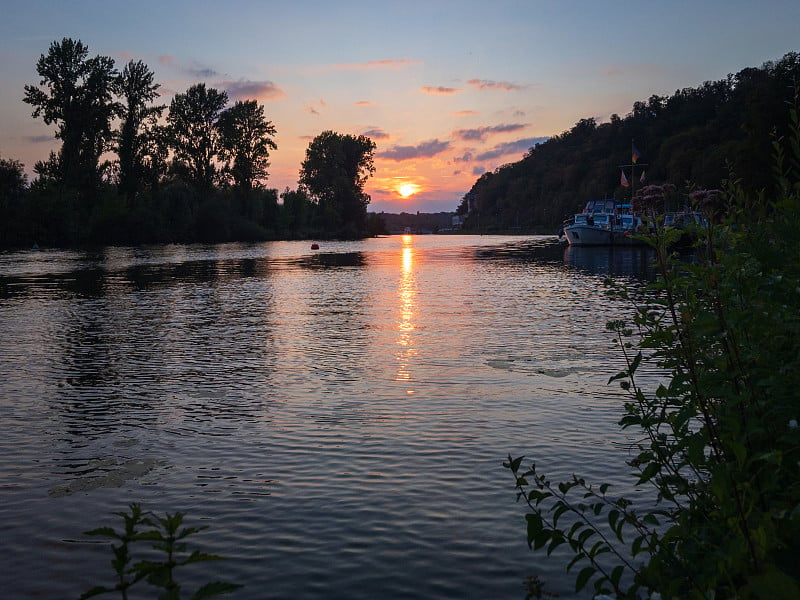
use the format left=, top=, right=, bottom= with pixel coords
left=632, top=143, right=641, bottom=164
left=640, top=170, right=646, bottom=183
left=621, top=169, right=629, bottom=187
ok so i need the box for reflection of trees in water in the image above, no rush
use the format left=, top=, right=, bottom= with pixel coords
left=472, top=237, right=566, bottom=266
left=26, top=246, right=282, bottom=457
left=563, top=245, right=655, bottom=278
left=296, top=251, right=367, bottom=269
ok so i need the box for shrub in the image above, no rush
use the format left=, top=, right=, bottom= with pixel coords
left=505, top=110, right=800, bottom=599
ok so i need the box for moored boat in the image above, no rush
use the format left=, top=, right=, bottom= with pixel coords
left=562, top=199, right=645, bottom=246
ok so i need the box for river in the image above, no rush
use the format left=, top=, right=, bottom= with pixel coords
left=0, top=235, right=656, bottom=599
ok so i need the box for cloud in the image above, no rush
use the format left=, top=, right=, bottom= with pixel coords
left=354, top=100, right=377, bottom=106
left=362, top=128, right=390, bottom=140
left=332, top=59, right=421, bottom=70
left=185, top=64, right=219, bottom=78
left=453, top=110, right=478, bottom=116
left=472, top=166, right=486, bottom=176
left=453, top=123, right=527, bottom=142
left=220, top=79, right=286, bottom=101
left=421, top=86, right=460, bottom=95
left=377, top=139, right=450, bottom=161
left=305, top=98, right=326, bottom=115
left=453, top=151, right=474, bottom=163
left=114, top=51, right=134, bottom=63
left=26, top=135, right=54, bottom=144
left=467, top=79, right=527, bottom=91
left=475, top=136, right=549, bottom=161
left=157, top=55, right=219, bottom=79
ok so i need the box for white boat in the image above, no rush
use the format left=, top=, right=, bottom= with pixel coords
left=562, top=199, right=645, bottom=246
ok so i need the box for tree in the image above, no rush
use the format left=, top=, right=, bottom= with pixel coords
left=0, top=155, right=27, bottom=198
left=217, top=100, right=277, bottom=195
left=280, top=186, right=312, bottom=236
left=298, top=131, right=376, bottom=237
left=113, top=60, right=165, bottom=205
left=23, top=38, right=119, bottom=195
left=167, top=83, right=228, bottom=193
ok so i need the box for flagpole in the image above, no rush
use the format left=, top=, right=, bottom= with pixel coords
left=619, top=140, right=647, bottom=209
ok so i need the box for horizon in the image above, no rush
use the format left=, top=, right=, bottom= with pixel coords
left=1, top=1, right=799, bottom=213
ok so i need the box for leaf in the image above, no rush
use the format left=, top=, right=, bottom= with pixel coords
left=504, top=455, right=525, bottom=473
left=643, top=513, right=660, bottom=526
left=637, top=461, right=660, bottom=485
left=567, top=551, right=585, bottom=572
left=525, top=513, right=543, bottom=548
left=608, top=370, right=628, bottom=384
left=629, top=351, right=642, bottom=375
left=575, top=566, right=596, bottom=592
left=631, top=535, right=646, bottom=556
left=79, top=585, right=115, bottom=599
left=610, top=564, right=625, bottom=588
left=577, top=528, right=595, bottom=547
left=190, top=582, right=243, bottom=599
left=547, top=531, right=566, bottom=556
left=532, top=529, right=551, bottom=551
left=552, top=503, right=569, bottom=526
left=84, top=527, right=118, bottom=538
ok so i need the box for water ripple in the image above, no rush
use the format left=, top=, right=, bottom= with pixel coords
left=0, top=236, right=659, bottom=599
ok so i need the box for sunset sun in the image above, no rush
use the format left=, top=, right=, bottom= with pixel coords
left=398, top=183, right=419, bottom=198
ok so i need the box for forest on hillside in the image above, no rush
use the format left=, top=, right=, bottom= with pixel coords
left=457, top=51, right=800, bottom=233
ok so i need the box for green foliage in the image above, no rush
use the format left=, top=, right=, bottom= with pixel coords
left=5, top=38, right=389, bottom=248
left=216, top=100, right=278, bottom=193
left=505, top=112, right=800, bottom=598
left=299, top=130, right=376, bottom=238
left=167, top=83, right=229, bottom=194
left=113, top=59, right=165, bottom=206
left=80, top=503, right=241, bottom=600
left=23, top=38, right=119, bottom=196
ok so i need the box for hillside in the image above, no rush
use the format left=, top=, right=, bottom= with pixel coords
left=457, top=52, right=800, bottom=233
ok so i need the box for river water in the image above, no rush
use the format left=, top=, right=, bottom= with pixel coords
left=0, top=235, right=656, bottom=599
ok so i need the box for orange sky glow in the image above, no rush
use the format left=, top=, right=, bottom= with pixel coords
left=1, top=1, right=798, bottom=214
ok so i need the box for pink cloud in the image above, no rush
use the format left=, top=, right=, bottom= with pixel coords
left=377, top=139, right=450, bottom=161
left=453, top=123, right=527, bottom=142
left=305, top=98, right=326, bottom=115
left=453, top=110, right=478, bottom=116
left=115, top=51, right=134, bottom=63
left=421, top=86, right=460, bottom=95
left=467, top=79, right=527, bottom=91
left=362, top=128, right=390, bottom=140
left=475, top=137, right=548, bottom=161
left=220, top=79, right=286, bottom=101
left=332, top=59, right=422, bottom=70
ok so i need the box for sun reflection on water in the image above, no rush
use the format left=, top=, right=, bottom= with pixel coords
left=395, top=235, right=417, bottom=390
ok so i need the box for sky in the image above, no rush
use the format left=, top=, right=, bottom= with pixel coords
left=1, top=1, right=799, bottom=214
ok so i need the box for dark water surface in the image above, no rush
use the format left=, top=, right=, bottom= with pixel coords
left=0, top=235, right=656, bottom=599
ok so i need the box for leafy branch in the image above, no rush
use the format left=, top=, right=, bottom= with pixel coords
left=79, top=503, right=241, bottom=600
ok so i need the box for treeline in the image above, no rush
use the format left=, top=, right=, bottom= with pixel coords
left=457, top=51, right=800, bottom=232
left=379, top=212, right=456, bottom=234
left=0, top=38, right=383, bottom=249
